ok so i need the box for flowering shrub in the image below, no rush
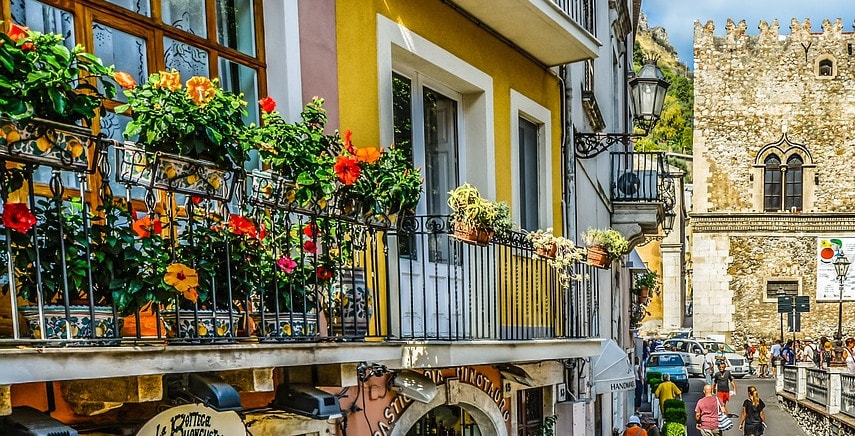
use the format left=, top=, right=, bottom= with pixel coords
left=116, top=70, right=249, bottom=169
left=0, top=22, right=116, bottom=123
left=525, top=228, right=585, bottom=289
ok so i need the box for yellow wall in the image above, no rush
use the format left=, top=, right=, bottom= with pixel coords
left=335, top=0, right=564, bottom=228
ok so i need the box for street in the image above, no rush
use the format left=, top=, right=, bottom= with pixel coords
left=644, top=376, right=807, bottom=435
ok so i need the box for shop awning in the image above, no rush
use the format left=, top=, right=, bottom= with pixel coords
left=592, top=339, right=635, bottom=394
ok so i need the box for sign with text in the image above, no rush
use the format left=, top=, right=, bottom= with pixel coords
left=136, top=403, right=246, bottom=436
left=816, top=237, right=855, bottom=301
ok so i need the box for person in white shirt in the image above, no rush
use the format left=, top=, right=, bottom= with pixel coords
left=703, top=348, right=716, bottom=385
left=845, top=338, right=855, bottom=374
left=802, top=338, right=817, bottom=366
left=770, top=339, right=782, bottom=376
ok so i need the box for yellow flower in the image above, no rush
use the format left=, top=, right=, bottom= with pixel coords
left=163, top=263, right=199, bottom=302
left=156, top=70, right=181, bottom=91
left=186, top=76, right=216, bottom=106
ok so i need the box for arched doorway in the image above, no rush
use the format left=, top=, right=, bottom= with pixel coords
left=390, top=380, right=507, bottom=436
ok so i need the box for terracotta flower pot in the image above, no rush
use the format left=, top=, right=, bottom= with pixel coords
left=535, top=243, right=557, bottom=259
left=122, top=307, right=168, bottom=338
left=637, top=286, right=650, bottom=300
left=453, top=222, right=494, bottom=247
left=586, top=245, right=612, bottom=269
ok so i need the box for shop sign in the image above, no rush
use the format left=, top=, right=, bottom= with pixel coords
left=136, top=403, right=246, bottom=436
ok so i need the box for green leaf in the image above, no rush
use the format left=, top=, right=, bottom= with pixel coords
left=0, top=49, right=14, bottom=73
left=50, top=44, right=71, bottom=64
left=47, top=87, right=67, bottom=115
left=26, top=71, right=51, bottom=83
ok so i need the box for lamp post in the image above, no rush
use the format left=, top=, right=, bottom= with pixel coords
left=832, top=251, right=851, bottom=366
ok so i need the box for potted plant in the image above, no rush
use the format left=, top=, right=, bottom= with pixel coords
left=526, top=228, right=585, bottom=289
left=243, top=97, right=339, bottom=214
left=115, top=69, right=249, bottom=199
left=335, top=130, right=423, bottom=228
left=447, top=183, right=513, bottom=246
left=0, top=23, right=116, bottom=172
left=581, top=227, right=630, bottom=268
left=661, top=399, right=688, bottom=436
left=7, top=197, right=124, bottom=340
left=634, top=270, right=658, bottom=300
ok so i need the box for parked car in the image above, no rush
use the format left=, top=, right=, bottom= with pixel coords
left=663, top=338, right=749, bottom=378
left=644, top=352, right=690, bottom=392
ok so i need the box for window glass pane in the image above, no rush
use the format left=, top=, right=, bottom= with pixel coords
left=164, top=36, right=210, bottom=78
left=216, top=0, right=256, bottom=56
left=103, top=0, right=151, bottom=17
left=161, top=0, right=207, bottom=37
left=519, top=117, right=539, bottom=231
left=218, top=58, right=258, bottom=173
left=11, top=0, right=74, bottom=50
left=93, top=23, right=148, bottom=103
left=100, top=112, right=147, bottom=200
left=392, top=73, right=416, bottom=260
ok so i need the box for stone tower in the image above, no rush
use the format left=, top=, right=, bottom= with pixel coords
left=692, top=18, right=855, bottom=345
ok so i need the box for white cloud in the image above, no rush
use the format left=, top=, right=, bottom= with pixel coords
left=643, top=0, right=855, bottom=67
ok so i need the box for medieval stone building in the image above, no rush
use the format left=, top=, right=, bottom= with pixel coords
left=692, top=18, right=855, bottom=345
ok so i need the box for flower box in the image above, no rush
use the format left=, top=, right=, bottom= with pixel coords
left=452, top=221, right=494, bottom=247
left=279, top=178, right=336, bottom=216
left=0, top=117, right=100, bottom=173
left=163, top=309, right=239, bottom=341
left=586, top=245, right=611, bottom=269
left=535, top=243, right=557, bottom=259
left=246, top=170, right=283, bottom=208
left=115, top=142, right=154, bottom=187
left=19, top=305, right=121, bottom=344
left=251, top=312, right=318, bottom=340
left=152, top=152, right=238, bottom=201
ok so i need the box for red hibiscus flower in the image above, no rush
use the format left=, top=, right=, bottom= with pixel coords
left=132, top=215, right=162, bottom=238
left=2, top=203, right=36, bottom=234
left=228, top=215, right=257, bottom=238
left=334, top=155, right=360, bottom=185
left=259, top=96, right=276, bottom=113
left=316, top=266, right=333, bottom=281
left=303, top=240, right=317, bottom=254
left=7, top=23, right=28, bottom=43
left=303, top=222, right=319, bottom=238
left=343, top=130, right=356, bottom=154
left=190, top=195, right=203, bottom=205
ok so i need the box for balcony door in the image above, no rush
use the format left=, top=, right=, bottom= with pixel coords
left=392, top=72, right=466, bottom=338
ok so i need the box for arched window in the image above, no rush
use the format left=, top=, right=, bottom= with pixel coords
left=785, top=155, right=803, bottom=211
left=819, top=59, right=834, bottom=76
left=764, top=154, right=782, bottom=211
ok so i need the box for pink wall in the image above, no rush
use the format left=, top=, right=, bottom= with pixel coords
left=298, top=0, right=340, bottom=132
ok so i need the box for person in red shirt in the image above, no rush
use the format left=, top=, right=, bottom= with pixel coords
left=695, top=384, right=722, bottom=435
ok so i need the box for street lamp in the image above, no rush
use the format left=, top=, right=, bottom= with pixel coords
left=574, top=59, right=671, bottom=159
left=832, top=251, right=851, bottom=366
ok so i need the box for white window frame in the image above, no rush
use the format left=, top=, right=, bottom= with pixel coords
left=510, top=90, right=552, bottom=230
left=376, top=14, right=495, bottom=199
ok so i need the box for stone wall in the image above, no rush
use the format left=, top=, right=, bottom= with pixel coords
left=691, top=18, right=855, bottom=344
left=779, top=396, right=855, bottom=436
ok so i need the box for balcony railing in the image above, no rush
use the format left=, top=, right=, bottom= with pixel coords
left=782, top=365, right=798, bottom=394
left=806, top=367, right=829, bottom=406
left=610, top=151, right=673, bottom=204
left=551, top=0, right=596, bottom=36
left=0, top=142, right=598, bottom=347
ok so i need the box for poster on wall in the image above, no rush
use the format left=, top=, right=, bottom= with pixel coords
left=816, top=237, right=855, bottom=301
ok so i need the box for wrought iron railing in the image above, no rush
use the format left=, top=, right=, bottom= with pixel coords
left=0, top=140, right=598, bottom=346
left=611, top=152, right=676, bottom=215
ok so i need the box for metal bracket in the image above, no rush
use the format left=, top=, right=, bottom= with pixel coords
left=574, top=131, right=640, bottom=159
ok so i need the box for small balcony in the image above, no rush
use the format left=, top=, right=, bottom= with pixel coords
left=610, top=151, right=675, bottom=241
left=447, top=0, right=600, bottom=66
left=0, top=141, right=601, bottom=384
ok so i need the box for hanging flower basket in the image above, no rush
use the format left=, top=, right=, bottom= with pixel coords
left=0, top=117, right=100, bottom=173
left=452, top=221, right=494, bottom=247
left=151, top=152, right=238, bottom=201
left=586, top=245, right=612, bottom=269
left=19, top=305, right=121, bottom=344
left=535, top=243, right=558, bottom=259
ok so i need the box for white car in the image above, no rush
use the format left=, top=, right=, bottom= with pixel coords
left=663, top=338, right=749, bottom=378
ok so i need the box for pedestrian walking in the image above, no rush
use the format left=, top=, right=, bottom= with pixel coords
left=845, top=337, right=855, bottom=374
left=713, top=362, right=737, bottom=415
left=743, top=342, right=755, bottom=376
left=623, top=415, right=648, bottom=436
left=655, top=373, right=682, bottom=403
left=802, top=337, right=817, bottom=366
left=738, top=386, right=766, bottom=436
left=757, top=340, right=769, bottom=378
left=822, top=339, right=834, bottom=369
left=770, top=340, right=782, bottom=376
left=695, top=384, right=722, bottom=436
left=640, top=415, right=661, bottom=436
left=704, top=347, right=716, bottom=385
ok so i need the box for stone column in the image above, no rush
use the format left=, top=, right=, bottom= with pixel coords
left=828, top=368, right=843, bottom=415
left=775, top=362, right=784, bottom=392
left=796, top=363, right=808, bottom=400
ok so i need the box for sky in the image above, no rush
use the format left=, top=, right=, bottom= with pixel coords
left=642, top=0, right=855, bottom=68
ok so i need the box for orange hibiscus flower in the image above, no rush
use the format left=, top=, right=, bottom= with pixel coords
left=155, top=70, right=181, bottom=92
left=355, top=146, right=382, bottom=164
left=114, top=71, right=136, bottom=90
left=186, top=76, right=216, bottom=106
left=132, top=215, right=162, bottom=238
left=228, top=215, right=257, bottom=238
left=164, top=263, right=199, bottom=302
left=334, top=155, right=360, bottom=185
